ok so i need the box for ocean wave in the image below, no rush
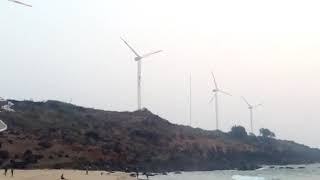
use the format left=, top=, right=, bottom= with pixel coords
left=232, top=175, right=265, bottom=180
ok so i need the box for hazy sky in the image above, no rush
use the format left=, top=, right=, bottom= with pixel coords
left=1, top=0, right=320, bottom=148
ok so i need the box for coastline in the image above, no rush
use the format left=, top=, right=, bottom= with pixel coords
left=0, top=169, right=135, bottom=180
left=149, top=164, right=320, bottom=180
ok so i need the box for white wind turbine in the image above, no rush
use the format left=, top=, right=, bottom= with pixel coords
left=209, top=71, right=232, bottom=130
left=241, top=97, right=263, bottom=134
left=8, top=0, right=32, bottom=7
left=121, top=37, right=162, bottom=110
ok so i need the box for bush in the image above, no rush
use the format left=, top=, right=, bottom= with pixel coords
left=259, top=128, right=275, bottom=138
left=229, top=126, right=248, bottom=139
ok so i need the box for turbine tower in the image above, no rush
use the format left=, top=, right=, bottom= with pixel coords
left=8, top=0, right=32, bottom=7
left=241, top=97, right=263, bottom=134
left=189, top=73, right=192, bottom=126
left=121, top=37, right=162, bottom=110
left=209, top=71, right=232, bottom=130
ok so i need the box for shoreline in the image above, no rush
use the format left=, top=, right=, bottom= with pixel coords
left=0, top=163, right=317, bottom=180
left=0, top=169, right=135, bottom=180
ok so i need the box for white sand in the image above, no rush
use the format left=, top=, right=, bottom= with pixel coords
left=0, top=170, right=135, bottom=180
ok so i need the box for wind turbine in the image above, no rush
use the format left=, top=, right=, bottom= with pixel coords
left=8, top=0, right=32, bottom=7
left=241, top=97, right=263, bottom=134
left=209, top=71, right=232, bottom=130
left=121, top=37, right=162, bottom=110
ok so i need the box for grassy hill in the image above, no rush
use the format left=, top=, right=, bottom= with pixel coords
left=0, top=100, right=319, bottom=172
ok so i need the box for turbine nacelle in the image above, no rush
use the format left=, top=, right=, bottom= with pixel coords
left=209, top=70, right=232, bottom=130
left=134, top=57, right=142, bottom=61
left=210, top=71, right=232, bottom=96
left=212, top=89, right=219, bottom=93
left=242, top=97, right=262, bottom=110
left=121, top=37, right=162, bottom=62
left=241, top=96, right=263, bottom=134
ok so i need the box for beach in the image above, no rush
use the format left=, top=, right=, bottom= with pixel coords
left=0, top=170, right=135, bottom=180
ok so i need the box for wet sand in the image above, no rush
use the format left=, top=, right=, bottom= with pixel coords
left=0, top=170, right=135, bottom=180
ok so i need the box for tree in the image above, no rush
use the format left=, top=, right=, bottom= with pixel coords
left=259, top=128, right=275, bottom=138
left=229, top=126, right=247, bottom=138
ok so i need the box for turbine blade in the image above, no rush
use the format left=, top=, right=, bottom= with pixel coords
left=120, top=37, right=141, bottom=58
left=141, top=50, right=162, bottom=58
left=209, top=95, right=216, bottom=104
left=8, top=0, right=32, bottom=7
left=241, top=96, right=250, bottom=106
left=219, top=90, right=232, bottom=96
left=210, top=71, right=218, bottom=89
left=254, top=103, right=263, bottom=108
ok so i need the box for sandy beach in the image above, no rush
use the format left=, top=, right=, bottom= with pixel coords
left=0, top=170, right=135, bottom=180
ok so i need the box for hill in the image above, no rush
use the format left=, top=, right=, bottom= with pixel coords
left=0, top=100, right=319, bottom=172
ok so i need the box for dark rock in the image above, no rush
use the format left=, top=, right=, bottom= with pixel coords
left=0, top=150, right=9, bottom=159
left=38, top=141, right=52, bottom=148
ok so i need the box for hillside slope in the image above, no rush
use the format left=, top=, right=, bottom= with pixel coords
left=0, top=100, right=319, bottom=172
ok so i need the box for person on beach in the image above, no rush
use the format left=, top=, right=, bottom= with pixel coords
left=145, top=173, right=149, bottom=180
left=135, top=168, right=139, bottom=180
left=10, top=168, right=14, bottom=177
left=9, top=160, right=14, bottom=177
left=4, top=166, right=8, bottom=176
left=61, top=174, right=68, bottom=180
left=86, top=165, right=91, bottom=175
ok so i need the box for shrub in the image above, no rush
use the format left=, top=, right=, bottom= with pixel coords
left=259, top=128, right=276, bottom=138
left=229, top=126, right=248, bottom=139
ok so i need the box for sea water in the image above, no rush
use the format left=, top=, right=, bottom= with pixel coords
left=151, top=164, right=320, bottom=180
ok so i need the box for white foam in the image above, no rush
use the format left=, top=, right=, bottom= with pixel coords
left=0, top=120, right=7, bottom=132
left=232, top=175, right=265, bottom=180
left=256, top=167, right=268, bottom=171
left=1, top=105, right=15, bottom=112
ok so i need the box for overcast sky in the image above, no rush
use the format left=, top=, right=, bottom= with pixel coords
left=1, top=0, right=320, bottom=148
